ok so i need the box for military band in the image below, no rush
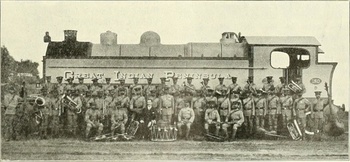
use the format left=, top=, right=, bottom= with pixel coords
left=2, top=75, right=330, bottom=142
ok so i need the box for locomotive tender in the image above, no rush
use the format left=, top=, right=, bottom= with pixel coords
left=43, top=30, right=336, bottom=101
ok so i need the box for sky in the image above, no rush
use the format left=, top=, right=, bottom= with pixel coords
left=1, top=1, right=349, bottom=108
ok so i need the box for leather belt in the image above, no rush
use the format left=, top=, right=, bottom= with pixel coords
left=255, top=107, right=264, bottom=110
left=314, top=110, right=323, bottom=112
left=269, top=107, right=277, bottom=110
left=163, top=107, right=171, bottom=109
left=244, top=108, right=252, bottom=110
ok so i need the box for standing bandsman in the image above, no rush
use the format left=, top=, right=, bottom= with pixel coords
left=244, top=76, right=257, bottom=95
left=85, top=102, right=104, bottom=140
left=157, top=77, right=167, bottom=96
left=279, top=89, right=293, bottom=130
left=204, top=101, right=221, bottom=136
left=64, top=77, right=75, bottom=93
left=3, top=87, right=22, bottom=141
left=206, top=87, right=218, bottom=105
left=143, top=77, right=156, bottom=100
left=44, top=76, right=54, bottom=94
left=218, top=87, right=230, bottom=122
left=169, top=76, right=183, bottom=101
left=191, top=89, right=206, bottom=136
left=275, top=77, right=287, bottom=95
left=293, top=92, right=311, bottom=140
left=116, top=78, right=128, bottom=97
left=267, top=88, right=279, bottom=133
left=311, top=91, right=326, bottom=140
left=159, top=86, right=175, bottom=123
left=129, top=77, right=142, bottom=98
left=293, top=75, right=306, bottom=96
left=177, top=101, right=195, bottom=140
left=201, top=77, right=210, bottom=95
left=183, top=76, right=196, bottom=102
left=104, top=89, right=116, bottom=132
left=254, top=89, right=267, bottom=130
left=115, top=87, right=130, bottom=112
left=242, top=91, right=255, bottom=136
left=175, top=91, right=186, bottom=119
left=111, top=101, right=128, bottom=137
left=50, top=89, right=62, bottom=138
left=228, top=77, right=241, bottom=97
left=67, top=90, right=82, bottom=137
left=39, top=87, right=52, bottom=139
left=222, top=100, right=244, bottom=141
left=129, top=85, right=146, bottom=138
left=102, top=78, right=115, bottom=95
left=75, top=77, right=89, bottom=96
left=215, top=77, right=226, bottom=95
left=263, top=76, right=275, bottom=93
left=55, top=76, right=65, bottom=96
left=90, top=78, right=101, bottom=96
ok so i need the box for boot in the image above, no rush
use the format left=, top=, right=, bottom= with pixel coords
left=223, top=129, right=229, bottom=140
left=231, top=129, right=237, bottom=141
left=185, top=129, right=190, bottom=140
left=215, top=129, right=219, bottom=136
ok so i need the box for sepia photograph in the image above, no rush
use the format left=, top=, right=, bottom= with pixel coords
left=1, top=1, right=349, bottom=161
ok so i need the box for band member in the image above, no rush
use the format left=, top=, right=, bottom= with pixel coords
left=254, top=89, right=267, bottom=129
left=267, top=89, right=279, bottom=133
left=55, top=76, right=65, bottom=95
left=263, top=76, right=275, bottom=93
left=102, top=78, right=115, bottom=95
left=85, top=102, right=104, bottom=139
left=279, top=89, right=293, bottom=129
left=244, top=76, right=257, bottom=95
left=116, top=78, right=128, bottom=97
left=169, top=76, right=183, bottom=101
left=218, top=87, right=230, bottom=122
left=157, top=77, right=167, bottom=96
left=104, top=89, right=116, bottom=132
left=175, top=91, right=186, bottom=119
left=311, top=91, right=326, bottom=139
left=50, top=89, right=62, bottom=138
left=204, top=101, right=221, bottom=136
left=242, top=91, right=255, bottom=136
left=116, top=87, right=130, bottom=112
left=222, top=100, right=244, bottom=141
left=159, top=86, right=175, bottom=123
left=228, top=76, right=241, bottom=97
left=111, top=101, right=128, bottom=136
left=44, top=76, right=54, bottom=94
left=129, top=77, right=142, bottom=98
left=129, top=85, right=146, bottom=138
left=205, top=87, right=218, bottom=105
left=293, top=75, right=306, bottom=95
left=215, top=77, right=226, bottom=94
left=191, top=89, right=206, bottom=136
left=3, top=87, right=22, bottom=141
left=201, top=77, right=210, bottom=95
left=64, top=77, right=75, bottom=93
left=183, top=76, right=196, bottom=102
left=67, top=90, right=82, bottom=137
left=177, top=101, right=195, bottom=140
left=275, top=77, right=287, bottom=95
left=143, top=77, right=156, bottom=99
left=293, top=92, right=311, bottom=140
left=90, top=78, right=101, bottom=96
left=75, top=77, right=89, bottom=96
left=39, top=88, right=52, bottom=139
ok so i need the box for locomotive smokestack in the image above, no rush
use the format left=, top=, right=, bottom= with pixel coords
left=64, top=30, right=77, bottom=42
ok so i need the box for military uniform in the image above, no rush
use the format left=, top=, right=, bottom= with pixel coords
left=111, top=101, right=128, bottom=135
left=130, top=91, right=146, bottom=121
left=102, top=78, right=115, bottom=95
left=75, top=83, right=88, bottom=95
left=159, top=89, right=175, bottom=124
left=254, top=94, right=267, bottom=129
left=275, top=77, right=287, bottom=95
left=44, top=76, right=55, bottom=94
left=218, top=91, right=231, bottom=122
left=267, top=94, right=279, bottom=132
left=55, top=76, right=65, bottom=95
left=175, top=95, right=186, bottom=118
left=293, top=95, right=310, bottom=139
left=242, top=94, right=255, bottom=135
left=183, top=77, right=196, bottom=102
left=39, top=95, right=52, bottom=139
left=243, top=76, right=257, bottom=94
left=85, top=104, right=104, bottom=138
left=177, top=105, right=195, bottom=139
left=204, top=104, right=221, bottom=136
left=279, top=93, right=293, bottom=125
left=222, top=107, right=244, bottom=140
left=64, top=78, right=75, bottom=93
left=3, top=92, right=22, bottom=141
left=201, top=78, right=210, bottom=95
left=205, top=88, right=218, bottom=105
left=144, top=84, right=157, bottom=99
left=170, top=83, right=183, bottom=99
left=191, top=95, right=206, bottom=136
left=228, top=77, right=241, bottom=96
left=50, top=95, right=62, bottom=137
left=66, top=93, right=82, bottom=136
left=311, top=91, right=325, bottom=133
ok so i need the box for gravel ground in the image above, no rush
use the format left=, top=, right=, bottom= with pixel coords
left=1, top=136, right=348, bottom=161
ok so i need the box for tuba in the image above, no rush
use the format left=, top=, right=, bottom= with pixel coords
left=287, top=80, right=302, bottom=93
left=27, top=95, right=46, bottom=107
left=62, top=94, right=81, bottom=114
left=286, top=119, right=303, bottom=140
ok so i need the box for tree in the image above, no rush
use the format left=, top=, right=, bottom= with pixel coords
left=1, top=46, right=17, bottom=83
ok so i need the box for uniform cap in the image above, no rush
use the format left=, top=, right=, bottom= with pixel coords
left=46, top=76, right=51, bottom=79
left=172, top=76, right=178, bottom=79
left=146, top=77, right=153, bottom=81
left=105, top=78, right=111, bottom=81
left=314, top=91, right=322, bottom=95
left=279, top=77, right=285, bottom=80
left=56, top=76, right=63, bottom=80
left=218, top=76, right=225, bottom=79
left=207, top=87, right=214, bottom=91
left=266, top=76, right=273, bottom=79
left=65, top=77, right=73, bottom=81
left=117, top=78, right=125, bottom=81
left=91, top=78, right=99, bottom=82
left=78, top=77, right=84, bottom=81
left=186, top=76, right=193, bottom=80
left=160, top=77, right=167, bottom=80
left=231, top=77, right=237, bottom=80
left=132, top=77, right=139, bottom=80
left=134, top=85, right=142, bottom=90
left=147, top=100, right=152, bottom=105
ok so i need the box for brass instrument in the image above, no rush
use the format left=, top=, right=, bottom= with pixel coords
left=287, top=80, right=302, bottom=93
left=126, top=120, right=139, bottom=137
left=34, top=110, right=43, bottom=125
left=27, top=95, right=46, bottom=106
left=183, top=81, right=196, bottom=91
left=287, top=119, right=302, bottom=140
left=62, top=94, right=81, bottom=114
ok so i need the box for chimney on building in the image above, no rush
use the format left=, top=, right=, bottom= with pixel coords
left=64, top=30, right=77, bottom=42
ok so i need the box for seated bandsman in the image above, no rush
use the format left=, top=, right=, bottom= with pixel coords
left=204, top=100, right=221, bottom=136
left=85, top=102, right=104, bottom=139
left=267, top=88, right=279, bottom=133
left=177, top=102, right=195, bottom=140
left=293, top=92, right=311, bottom=140
left=111, top=101, right=128, bottom=136
left=311, top=91, right=326, bottom=140
left=205, top=87, right=217, bottom=105
left=241, top=91, right=255, bottom=136
left=222, top=100, right=244, bottom=141
left=279, top=89, right=293, bottom=129
left=254, top=89, right=267, bottom=130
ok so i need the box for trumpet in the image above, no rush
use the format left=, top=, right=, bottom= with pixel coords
left=62, top=94, right=81, bottom=114
left=287, top=80, right=302, bottom=93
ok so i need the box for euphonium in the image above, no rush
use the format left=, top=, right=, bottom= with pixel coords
left=287, top=119, right=302, bottom=140
left=287, top=80, right=302, bottom=93
left=27, top=96, right=46, bottom=106
left=62, top=94, right=81, bottom=114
